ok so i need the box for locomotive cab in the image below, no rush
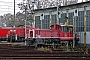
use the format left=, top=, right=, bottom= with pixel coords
left=60, top=24, right=73, bottom=40
left=63, top=26, right=73, bottom=33
left=50, top=24, right=73, bottom=34
left=50, top=24, right=62, bottom=31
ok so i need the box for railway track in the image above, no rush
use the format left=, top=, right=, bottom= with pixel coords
left=0, top=44, right=90, bottom=60
left=0, top=57, right=90, bottom=60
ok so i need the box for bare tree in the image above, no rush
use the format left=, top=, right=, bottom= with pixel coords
left=0, top=12, right=27, bottom=27
left=26, top=0, right=78, bottom=10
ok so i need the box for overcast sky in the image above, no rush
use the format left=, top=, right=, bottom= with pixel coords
left=0, top=0, right=23, bottom=15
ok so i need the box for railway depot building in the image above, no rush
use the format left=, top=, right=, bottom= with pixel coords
left=33, top=1, right=90, bottom=45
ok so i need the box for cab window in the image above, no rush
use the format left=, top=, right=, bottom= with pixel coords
left=63, top=26, right=69, bottom=32
left=58, top=26, right=61, bottom=31
left=69, top=27, right=73, bottom=33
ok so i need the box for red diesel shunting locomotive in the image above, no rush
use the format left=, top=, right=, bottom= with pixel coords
left=29, top=23, right=75, bottom=46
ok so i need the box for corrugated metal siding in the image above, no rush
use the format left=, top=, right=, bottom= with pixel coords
left=79, top=32, right=90, bottom=44
left=86, top=6, right=90, bottom=10
left=79, top=32, right=84, bottom=44
left=86, top=32, right=90, bottom=44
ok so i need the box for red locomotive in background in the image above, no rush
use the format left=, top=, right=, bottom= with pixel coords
left=0, top=26, right=29, bottom=42
left=0, top=24, right=79, bottom=46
